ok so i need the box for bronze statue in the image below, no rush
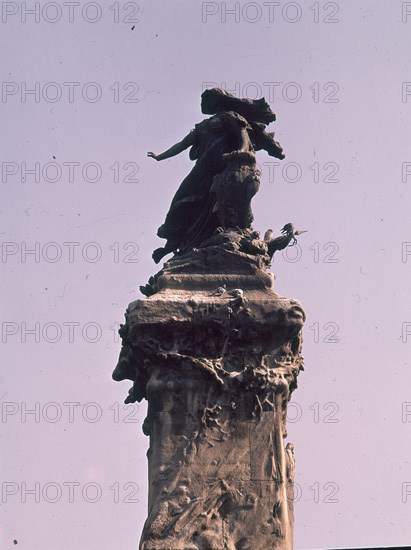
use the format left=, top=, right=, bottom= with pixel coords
left=148, top=88, right=285, bottom=264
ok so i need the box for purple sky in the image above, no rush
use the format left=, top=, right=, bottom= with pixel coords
left=2, top=1, right=411, bottom=548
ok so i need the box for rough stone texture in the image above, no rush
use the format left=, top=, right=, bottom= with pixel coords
left=113, top=234, right=305, bottom=550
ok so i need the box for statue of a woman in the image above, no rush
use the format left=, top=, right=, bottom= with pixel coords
left=148, top=88, right=285, bottom=264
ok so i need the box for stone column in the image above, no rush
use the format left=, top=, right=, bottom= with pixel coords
left=113, top=234, right=305, bottom=550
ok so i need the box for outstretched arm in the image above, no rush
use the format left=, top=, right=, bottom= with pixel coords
left=147, top=131, right=195, bottom=161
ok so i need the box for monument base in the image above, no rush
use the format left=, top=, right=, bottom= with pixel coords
left=113, top=230, right=305, bottom=550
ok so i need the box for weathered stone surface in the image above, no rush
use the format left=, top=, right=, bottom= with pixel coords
left=113, top=238, right=304, bottom=550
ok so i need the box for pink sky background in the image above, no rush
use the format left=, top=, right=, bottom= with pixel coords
left=2, top=1, right=411, bottom=548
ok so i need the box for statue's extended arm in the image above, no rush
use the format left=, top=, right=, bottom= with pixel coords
left=148, top=131, right=195, bottom=161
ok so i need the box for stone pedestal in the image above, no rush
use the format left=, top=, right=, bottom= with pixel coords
left=113, top=232, right=305, bottom=550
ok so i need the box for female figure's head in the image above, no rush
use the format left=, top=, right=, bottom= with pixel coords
left=201, top=87, right=276, bottom=125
